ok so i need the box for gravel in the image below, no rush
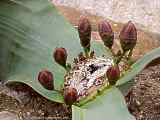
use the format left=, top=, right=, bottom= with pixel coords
left=126, top=64, right=160, bottom=120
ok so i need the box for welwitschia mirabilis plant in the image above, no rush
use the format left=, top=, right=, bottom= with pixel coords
left=0, top=0, right=160, bottom=120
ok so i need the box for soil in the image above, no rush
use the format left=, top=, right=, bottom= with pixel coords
left=0, top=85, right=71, bottom=120
left=126, top=64, right=160, bottom=120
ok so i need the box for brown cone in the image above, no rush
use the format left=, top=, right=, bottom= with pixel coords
left=98, top=20, right=114, bottom=49
left=119, top=21, right=137, bottom=52
left=78, top=16, right=91, bottom=49
left=38, top=70, right=54, bottom=90
left=53, top=47, right=67, bottom=67
left=64, top=87, right=78, bottom=105
left=106, top=65, right=120, bottom=85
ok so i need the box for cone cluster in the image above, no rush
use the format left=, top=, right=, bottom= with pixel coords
left=37, top=16, right=137, bottom=105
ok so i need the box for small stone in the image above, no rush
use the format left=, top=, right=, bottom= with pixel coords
left=0, top=111, right=19, bottom=120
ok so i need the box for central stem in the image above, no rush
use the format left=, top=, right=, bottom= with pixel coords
left=84, top=46, right=90, bottom=58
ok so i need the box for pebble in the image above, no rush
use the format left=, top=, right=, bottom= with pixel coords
left=0, top=111, right=19, bottom=120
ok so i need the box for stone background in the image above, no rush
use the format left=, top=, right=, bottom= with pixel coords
left=52, top=0, right=160, bottom=34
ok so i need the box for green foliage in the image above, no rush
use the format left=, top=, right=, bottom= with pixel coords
left=0, top=0, right=80, bottom=103
left=72, top=87, right=134, bottom=120
left=0, top=0, right=110, bottom=103
left=116, top=47, right=160, bottom=86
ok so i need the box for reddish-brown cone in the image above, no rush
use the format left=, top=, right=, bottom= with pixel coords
left=98, top=20, right=114, bottom=49
left=119, top=21, right=137, bottom=52
left=106, top=65, right=120, bottom=85
left=78, top=16, right=91, bottom=49
left=38, top=70, right=54, bottom=90
left=54, top=47, right=67, bottom=68
left=64, top=87, right=78, bottom=105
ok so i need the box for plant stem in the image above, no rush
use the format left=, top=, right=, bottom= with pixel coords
left=116, top=51, right=126, bottom=64
left=63, top=63, right=71, bottom=72
left=84, top=47, right=90, bottom=58
left=66, top=63, right=71, bottom=71
left=127, top=48, right=133, bottom=60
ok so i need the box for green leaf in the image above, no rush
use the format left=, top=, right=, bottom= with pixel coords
left=7, top=74, right=64, bottom=103
left=116, top=47, right=160, bottom=86
left=0, top=0, right=110, bottom=103
left=72, top=87, right=135, bottom=120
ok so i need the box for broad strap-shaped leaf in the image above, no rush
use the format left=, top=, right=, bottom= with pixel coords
left=72, top=87, right=135, bottom=120
left=116, top=47, right=160, bottom=86
left=7, top=74, right=64, bottom=103
left=0, top=0, right=110, bottom=103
